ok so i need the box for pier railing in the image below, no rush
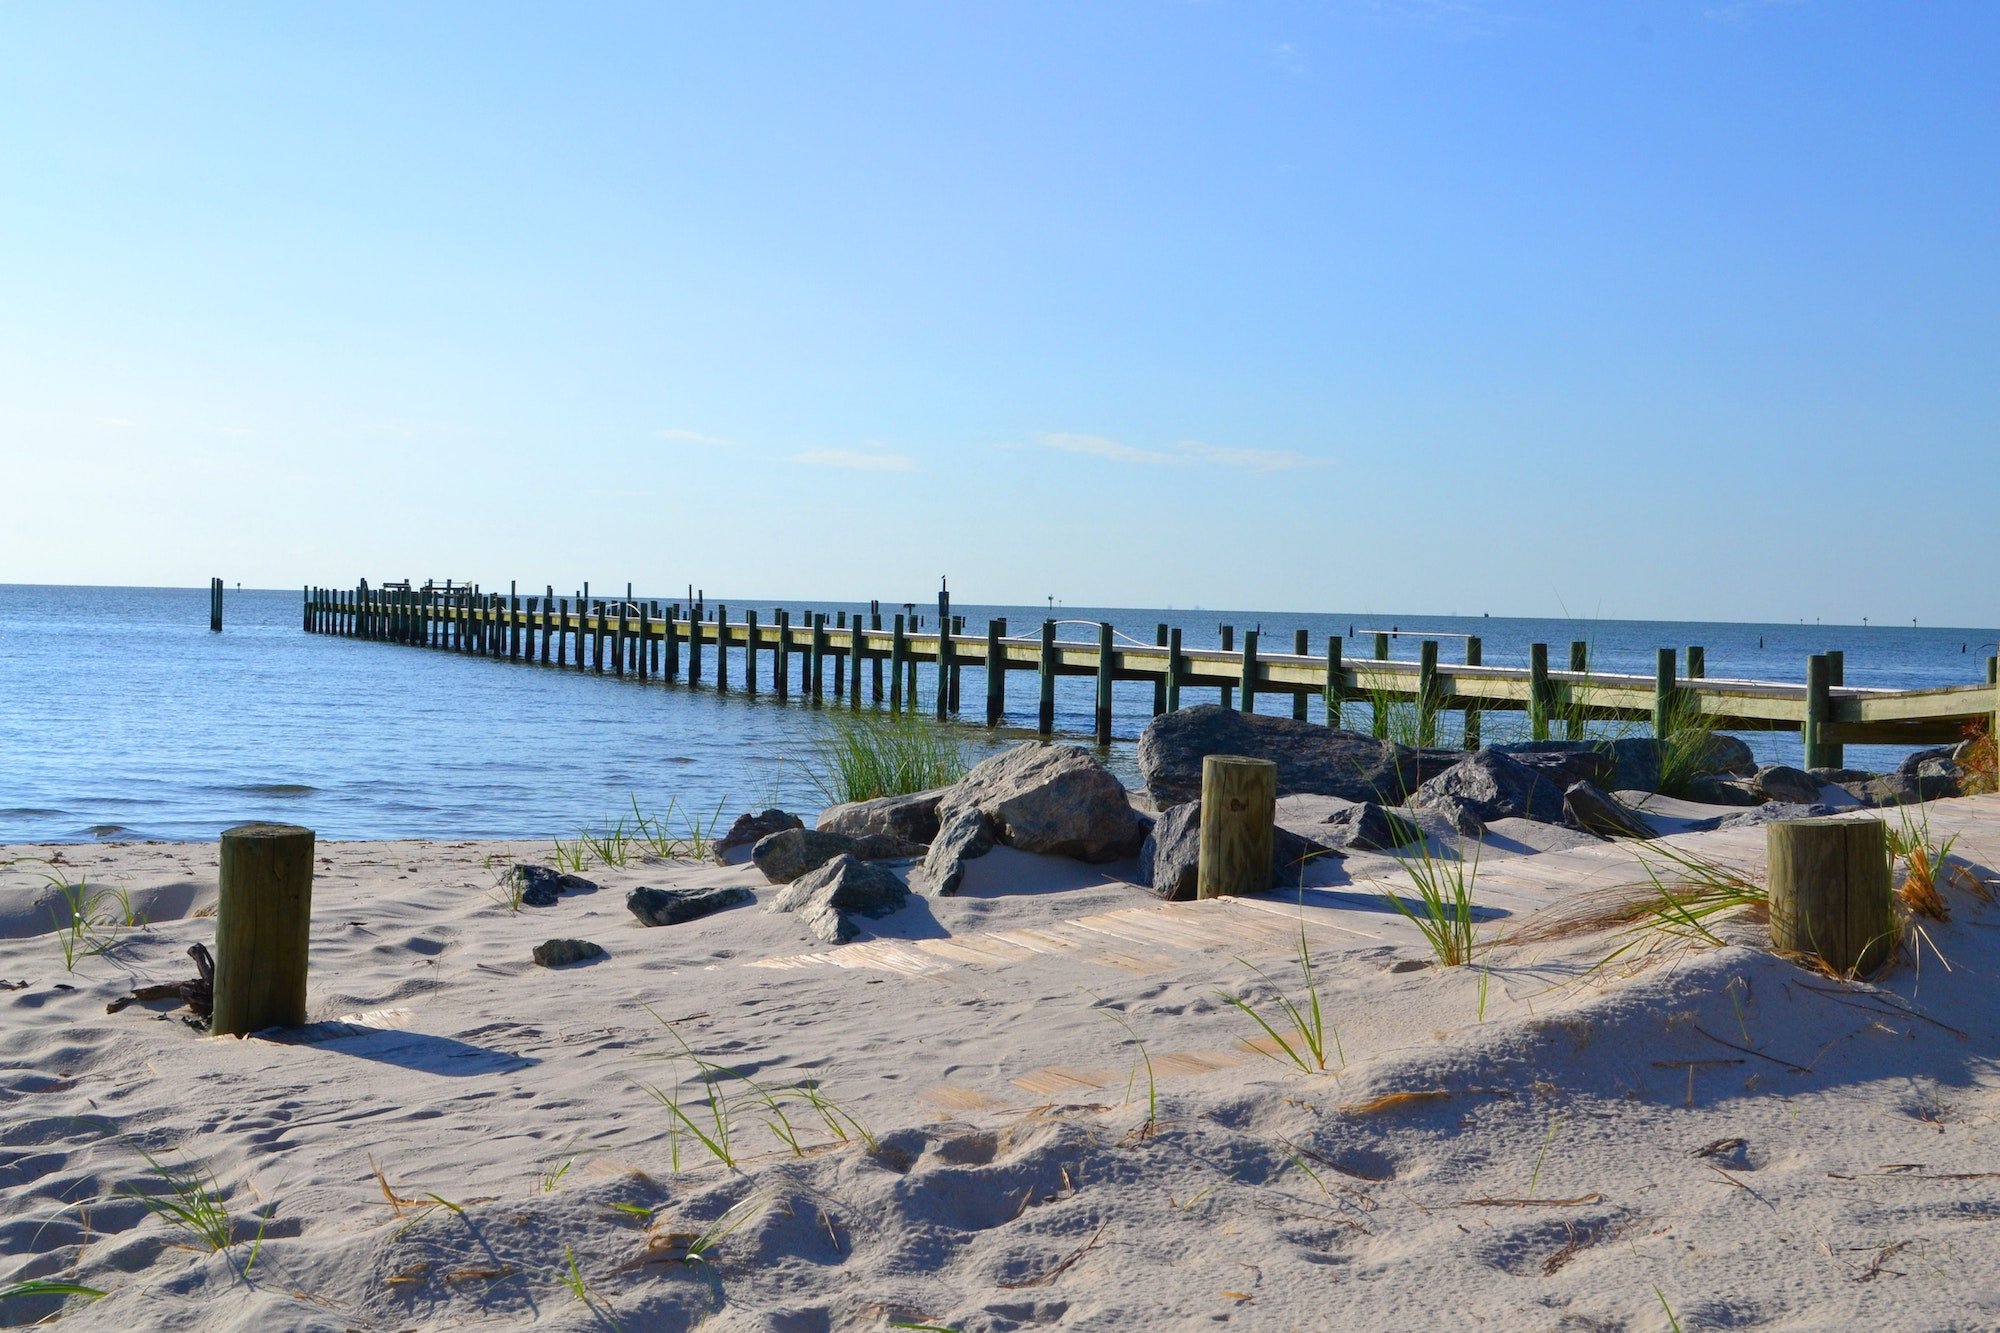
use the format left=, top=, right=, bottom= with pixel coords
left=302, top=583, right=1999, bottom=763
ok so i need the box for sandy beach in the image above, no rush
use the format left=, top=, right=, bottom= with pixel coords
left=5, top=791, right=1999, bottom=1331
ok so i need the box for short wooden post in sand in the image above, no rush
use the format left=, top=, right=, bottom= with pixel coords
left=1197, top=756, right=1277, bottom=900
left=1767, top=817, right=1893, bottom=976
left=212, top=823, right=315, bottom=1036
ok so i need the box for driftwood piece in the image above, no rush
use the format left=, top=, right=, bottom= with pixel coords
left=106, top=944, right=215, bottom=1018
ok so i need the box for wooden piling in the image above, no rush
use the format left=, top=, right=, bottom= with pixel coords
left=211, top=822, right=315, bottom=1036
left=1463, top=636, right=1483, bottom=750
left=1095, top=622, right=1114, bottom=744
left=1653, top=648, right=1678, bottom=744
left=870, top=607, right=884, bottom=702
left=1824, top=650, right=1845, bottom=768
left=889, top=614, right=906, bottom=711
left=1529, top=643, right=1551, bottom=741
left=714, top=606, right=729, bottom=691
left=986, top=619, right=1005, bottom=726
left=1802, top=653, right=1830, bottom=769
left=1371, top=632, right=1390, bottom=739
left=848, top=612, right=864, bottom=708
left=1220, top=625, right=1235, bottom=709
left=1292, top=629, right=1310, bottom=721
left=812, top=614, right=827, bottom=701
left=776, top=610, right=792, bottom=699
left=1166, top=627, right=1183, bottom=713
left=687, top=605, right=703, bottom=686
left=744, top=611, right=759, bottom=695
left=1154, top=625, right=1170, bottom=715
left=1196, top=756, right=1277, bottom=900
left=1686, top=645, right=1706, bottom=680
left=1566, top=641, right=1589, bottom=740
left=834, top=611, right=848, bottom=701
left=935, top=616, right=952, bottom=719
left=1417, top=639, right=1440, bottom=746
left=1767, top=818, right=1893, bottom=975
left=210, top=577, right=223, bottom=632
left=613, top=601, right=627, bottom=677
left=1323, top=636, right=1343, bottom=728
left=1038, top=619, right=1056, bottom=736
left=1238, top=629, right=1259, bottom=714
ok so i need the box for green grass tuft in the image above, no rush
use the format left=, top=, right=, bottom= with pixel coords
left=802, top=711, right=968, bottom=805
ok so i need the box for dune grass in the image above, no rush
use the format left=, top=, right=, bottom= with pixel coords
left=123, top=1142, right=269, bottom=1271
left=45, top=870, right=143, bottom=972
left=1218, top=926, right=1343, bottom=1074
left=802, top=711, right=968, bottom=805
left=1381, top=839, right=1482, bottom=967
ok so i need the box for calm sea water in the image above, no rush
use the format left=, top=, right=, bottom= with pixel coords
left=3, top=584, right=1994, bottom=843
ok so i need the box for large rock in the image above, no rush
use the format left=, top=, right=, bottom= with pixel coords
left=1137, top=705, right=1457, bottom=807
left=936, top=743, right=1143, bottom=863
left=1490, top=742, right=1617, bottom=790
left=508, top=865, right=597, bottom=908
left=1753, top=765, right=1822, bottom=805
left=1562, top=781, right=1654, bottom=840
left=626, top=885, right=755, bottom=927
left=815, top=789, right=947, bottom=845
left=1319, top=801, right=1423, bottom=852
left=1408, top=750, right=1567, bottom=828
left=749, top=828, right=924, bottom=885
left=1136, top=801, right=1339, bottom=901
left=912, top=808, right=994, bottom=898
left=1715, top=801, right=1840, bottom=830
left=1842, top=770, right=1958, bottom=808
left=713, top=809, right=804, bottom=860
left=1680, top=774, right=1765, bottom=807
left=1603, top=734, right=1754, bottom=793
left=768, top=854, right=910, bottom=944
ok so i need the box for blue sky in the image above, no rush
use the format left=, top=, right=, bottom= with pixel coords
left=4, top=2, right=1994, bottom=624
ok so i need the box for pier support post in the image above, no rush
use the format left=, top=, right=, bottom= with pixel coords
left=210, top=577, right=223, bottom=632
left=1371, top=633, right=1390, bottom=739
left=1220, top=626, right=1235, bottom=709
left=1238, top=628, right=1259, bottom=715
left=986, top=619, right=1005, bottom=726
left=1653, top=648, right=1678, bottom=746
left=212, top=823, right=315, bottom=1036
left=716, top=606, right=730, bottom=692
left=889, top=615, right=905, bottom=711
left=687, top=606, right=703, bottom=687
left=1292, top=629, right=1310, bottom=721
left=1768, top=817, right=1893, bottom=976
left=849, top=612, right=864, bottom=708
left=1095, top=622, right=1114, bottom=745
left=1324, top=636, right=1343, bottom=728
left=1417, top=639, right=1440, bottom=746
left=1802, top=653, right=1830, bottom=769
left=870, top=607, right=884, bottom=702
left=1197, top=756, right=1277, bottom=900
left=1566, top=641, right=1589, bottom=740
left=1686, top=645, right=1705, bottom=680
left=935, top=617, right=951, bottom=719
left=744, top=611, right=759, bottom=694
left=1463, top=636, right=1482, bottom=751
left=1038, top=619, right=1056, bottom=736
left=1824, top=650, right=1845, bottom=769
left=1166, top=627, right=1182, bottom=713
left=1529, top=643, right=1551, bottom=741
left=812, top=614, right=828, bottom=702
left=1154, top=625, right=1170, bottom=716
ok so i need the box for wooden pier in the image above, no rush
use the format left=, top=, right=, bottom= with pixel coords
left=301, top=582, right=2000, bottom=763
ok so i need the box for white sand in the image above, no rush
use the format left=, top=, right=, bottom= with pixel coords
left=5, top=799, right=2000, bottom=1331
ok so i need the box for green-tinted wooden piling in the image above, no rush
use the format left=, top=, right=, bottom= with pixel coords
left=1220, top=625, right=1235, bottom=709
left=834, top=611, right=848, bottom=701
left=986, top=619, right=1005, bottom=725
left=1686, top=645, right=1706, bottom=680
left=1038, top=619, right=1056, bottom=735
left=743, top=611, right=759, bottom=695
left=713, top=605, right=729, bottom=691
left=687, top=604, right=703, bottom=686
left=1529, top=642, right=1551, bottom=741
left=1417, top=639, right=1440, bottom=746
left=774, top=610, right=790, bottom=699
left=210, top=577, right=223, bottom=632
left=1802, top=653, right=1830, bottom=769
left=211, top=822, right=314, bottom=1036
left=1824, top=650, right=1845, bottom=768
left=1095, top=621, right=1114, bottom=744
left=1462, top=636, right=1483, bottom=750
left=1292, top=629, right=1310, bottom=721
left=935, top=616, right=952, bottom=719
left=889, top=614, right=906, bottom=711
left=1566, top=640, right=1589, bottom=739
left=1653, top=648, right=1678, bottom=745
left=1152, top=624, right=1170, bottom=715
left=1238, top=628, right=1259, bottom=714
left=1324, top=636, right=1344, bottom=729
left=1374, top=631, right=1390, bottom=661
left=1371, top=632, right=1390, bottom=740
left=870, top=608, right=884, bottom=702
left=811, top=614, right=828, bottom=701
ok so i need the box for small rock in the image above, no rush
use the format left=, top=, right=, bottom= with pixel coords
left=510, top=865, right=597, bottom=908
left=713, top=809, right=804, bottom=860
left=1714, top=801, right=1840, bottom=830
left=1753, top=765, right=1822, bottom=805
left=1678, top=774, right=1765, bottom=807
left=849, top=832, right=928, bottom=860
left=1809, top=766, right=1877, bottom=786
left=1563, top=781, right=1655, bottom=840
left=532, top=938, right=605, bottom=968
left=912, top=808, right=994, bottom=897
left=1320, top=801, right=1423, bottom=852
left=626, top=885, right=755, bottom=927
left=816, top=789, right=947, bottom=845
left=769, top=854, right=910, bottom=944
left=1389, top=958, right=1432, bottom=974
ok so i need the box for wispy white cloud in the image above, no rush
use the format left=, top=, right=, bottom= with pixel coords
left=1039, top=432, right=1315, bottom=474
left=791, top=448, right=915, bottom=473
left=1039, top=432, right=1179, bottom=466
left=658, top=427, right=736, bottom=447
left=1272, top=42, right=1305, bottom=74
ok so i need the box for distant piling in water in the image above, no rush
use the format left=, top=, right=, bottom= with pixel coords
left=298, top=581, right=2000, bottom=753
left=210, top=577, right=224, bottom=632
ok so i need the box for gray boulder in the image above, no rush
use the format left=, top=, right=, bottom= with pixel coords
left=1604, top=734, right=1754, bottom=792
left=626, top=885, right=755, bottom=927
left=1562, top=781, right=1655, bottom=840
left=509, top=865, right=597, bottom=908
left=1753, top=765, right=1822, bottom=805
left=1715, top=801, right=1840, bottom=830
left=713, top=809, right=804, bottom=860
left=1408, top=750, right=1568, bottom=827
left=532, top=938, right=605, bottom=968
left=1809, top=766, right=1878, bottom=786
left=752, top=828, right=862, bottom=884
left=912, top=808, right=994, bottom=898
left=1136, top=801, right=1339, bottom=901
left=1843, top=770, right=1958, bottom=808
left=1320, top=801, right=1423, bottom=852
left=1137, top=705, right=1457, bottom=807
left=1679, top=774, right=1765, bottom=807
left=768, top=854, right=910, bottom=944
left=1490, top=742, right=1617, bottom=790
left=936, top=743, right=1144, bottom=863
left=815, top=789, right=946, bottom=845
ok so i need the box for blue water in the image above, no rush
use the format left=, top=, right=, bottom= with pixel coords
left=3, top=584, right=1994, bottom=843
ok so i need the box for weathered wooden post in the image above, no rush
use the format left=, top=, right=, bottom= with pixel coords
left=1095, top=622, right=1115, bottom=744
left=1038, top=619, right=1057, bottom=736
left=1566, top=641, right=1588, bottom=740
left=1238, top=628, right=1259, bottom=714
left=1463, top=635, right=1483, bottom=751
left=986, top=619, right=1006, bottom=726
left=1196, top=756, right=1277, bottom=899
left=1220, top=625, right=1235, bottom=709
left=211, top=822, right=315, bottom=1036
left=1417, top=639, right=1441, bottom=746
left=715, top=606, right=731, bottom=691
left=1767, top=817, right=1894, bottom=975
left=210, top=577, right=223, bottom=632
left=1292, top=629, right=1310, bottom=721
left=1324, top=635, right=1343, bottom=728
left=812, top=614, right=828, bottom=702
left=1653, top=648, right=1677, bottom=745
left=1154, top=625, right=1170, bottom=716
left=1165, top=626, right=1183, bottom=713
left=1824, top=649, right=1845, bottom=768
left=849, top=611, right=865, bottom=708
left=870, top=606, right=885, bottom=702
left=1371, top=632, right=1390, bottom=739
left=935, top=617, right=952, bottom=719
left=686, top=604, right=703, bottom=687
left=1529, top=642, right=1551, bottom=741
left=1802, top=653, right=1830, bottom=770
left=834, top=611, right=848, bottom=701
left=884, top=614, right=902, bottom=710
left=1686, top=645, right=1706, bottom=680
left=742, top=610, right=759, bottom=695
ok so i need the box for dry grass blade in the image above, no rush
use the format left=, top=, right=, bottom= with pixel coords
left=996, top=1221, right=1108, bottom=1289
left=1339, top=1090, right=1449, bottom=1115
left=1458, top=1192, right=1604, bottom=1207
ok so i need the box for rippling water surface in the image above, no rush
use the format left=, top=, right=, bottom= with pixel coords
left=2, top=584, right=1992, bottom=842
